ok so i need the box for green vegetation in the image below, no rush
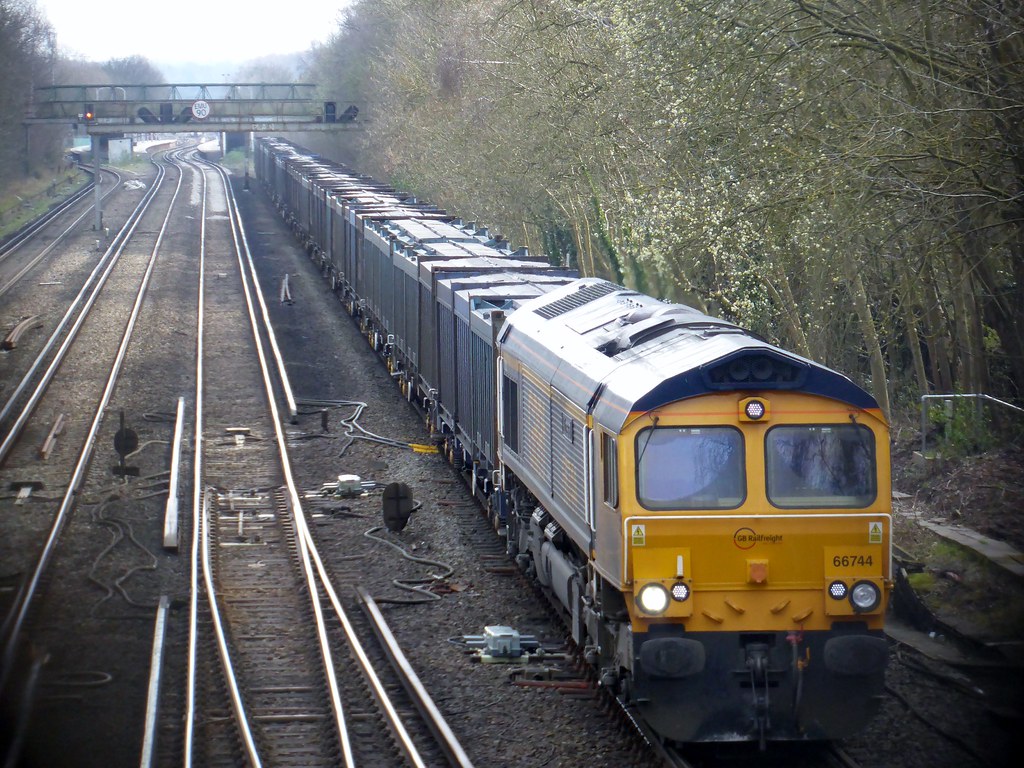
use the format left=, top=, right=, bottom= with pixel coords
left=0, top=168, right=86, bottom=242
left=0, top=0, right=62, bottom=185
left=220, top=149, right=250, bottom=175
left=305, top=0, right=1024, bottom=419
left=927, top=399, right=997, bottom=457
left=5, top=1, right=1021, bottom=425
left=914, top=539, right=1024, bottom=641
left=906, top=571, right=937, bottom=595
left=110, top=153, right=154, bottom=174
left=1, top=1, right=168, bottom=217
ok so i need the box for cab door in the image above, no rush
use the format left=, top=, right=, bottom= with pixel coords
left=593, top=428, right=625, bottom=586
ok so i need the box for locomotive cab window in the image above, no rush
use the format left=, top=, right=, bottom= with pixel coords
left=501, top=375, right=520, bottom=453
left=601, top=432, right=618, bottom=508
left=765, top=424, right=876, bottom=508
left=636, top=427, right=744, bottom=510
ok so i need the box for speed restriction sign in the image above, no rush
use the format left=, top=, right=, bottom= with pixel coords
left=191, top=99, right=211, bottom=120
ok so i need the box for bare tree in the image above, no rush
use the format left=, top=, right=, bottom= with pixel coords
left=102, top=54, right=166, bottom=84
left=0, top=0, right=57, bottom=181
left=306, top=0, right=1024, bottom=412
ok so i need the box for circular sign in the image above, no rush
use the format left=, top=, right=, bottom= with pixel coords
left=114, top=427, right=139, bottom=458
left=191, top=99, right=211, bottom=120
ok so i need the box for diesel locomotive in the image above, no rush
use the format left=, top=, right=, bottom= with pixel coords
left=254, top=137, right=892, bottom=745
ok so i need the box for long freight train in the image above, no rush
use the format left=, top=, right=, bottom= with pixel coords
left=254, top=137, right=892, bottom=745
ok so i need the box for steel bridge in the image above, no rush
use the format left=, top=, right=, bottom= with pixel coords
left=26, top=83, right=360, bottom=135
left=24, top=82, right=360, bottom=232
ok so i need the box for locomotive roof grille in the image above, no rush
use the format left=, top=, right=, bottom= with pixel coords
left=597, top=318, right=743, bottom=356
left=535, top=282, right=618, bottom=319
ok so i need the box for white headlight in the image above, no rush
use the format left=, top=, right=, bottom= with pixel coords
left=637, top=583, right=670, bottom=615
left=849, top=580, right=881, bottom=612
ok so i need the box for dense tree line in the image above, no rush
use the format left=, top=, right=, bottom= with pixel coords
left=0, top=0, right=167, bottom=186
left=0, top=0, right=58, bottom=181
left=305, top=0, right=1024, bottom=420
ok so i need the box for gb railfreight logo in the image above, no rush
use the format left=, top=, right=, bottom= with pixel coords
left=733, top=527, right=783, bottom=549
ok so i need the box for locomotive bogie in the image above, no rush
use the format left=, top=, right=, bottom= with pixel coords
left=631, top=625, right=888, bottom=742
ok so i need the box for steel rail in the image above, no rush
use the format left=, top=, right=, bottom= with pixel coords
left=183, top=152, right=263, bottom=768
left=0, top=163, right=165, bottom=459
left=187, top=154, right=445, bottom=768
left=138, top=595, right=170, bottom=768
left=183, top=150, right=208, bottom=768
left=163, top=396, right=185, bottom=549
left=357, top=587, right=476, bottom=768
left=0, top=181, right=93, bottom=261
left=0, top=154, right=167, bottom=641
left=0, top=149, right=186, bottom=695
left=828, top=743, right=862, bottom=768
left=197, top=487, right=263, bottom=767
left=209, top=156, right=353, bottom=765
left=195, top=153, right=298, bottom=419
left=214, top=154, right=440, bottom=768
left=606, top=690, right=698, bottom=768
left=298, top=520, right=431, bottom=767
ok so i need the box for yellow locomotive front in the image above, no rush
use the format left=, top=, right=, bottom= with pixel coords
left=613, top=390, right=890, bottom=743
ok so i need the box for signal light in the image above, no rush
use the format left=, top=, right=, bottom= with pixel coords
left=84, top=104, right=95, bottom=122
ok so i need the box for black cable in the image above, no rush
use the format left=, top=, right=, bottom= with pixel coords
left=363, top=523, right=454, bottom=604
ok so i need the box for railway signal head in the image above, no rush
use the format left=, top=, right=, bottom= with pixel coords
left=84, top=104, right=95, bottom=122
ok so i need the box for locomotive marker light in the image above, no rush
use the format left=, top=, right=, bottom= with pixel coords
left=849, top=580, right=882, bottom=613
left=671, top=582, right=691, bottom=602
left=828, top=580, right=848, bottom=599
left=739, top=396, right=770, bottom=422
left=637, top=583, right=671, bottom=615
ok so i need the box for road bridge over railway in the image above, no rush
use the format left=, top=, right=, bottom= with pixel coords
left=25, top=83, right=360, bottom=230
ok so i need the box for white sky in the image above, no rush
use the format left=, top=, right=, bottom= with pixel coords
left=36, top=0, right=352, bottom=65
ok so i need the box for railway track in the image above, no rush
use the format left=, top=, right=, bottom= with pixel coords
left=0, top=162, right=165, bottom=450
left=173, top=154, right=473, bottom=767
left=0, top=147, right=199, bottom=766
left=0, top=145, right=478, bottom=767
left=0, top=166, right=121, bottom=300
